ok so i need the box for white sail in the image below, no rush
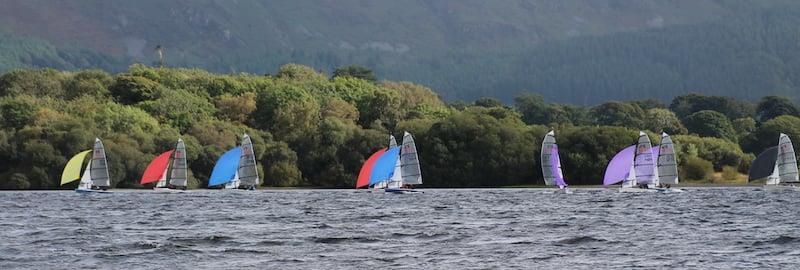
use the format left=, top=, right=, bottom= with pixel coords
left=155, top=166, right=169, bottom=188
left=389, top=135, right=398, bottom=148
left=657, top=133, right=679, bottom=185
left=541, top=130, right=556, bottom=186
left=238, top=134, right=259, bottom=188
left=777, top=133, right=799, bottom=183
left=90, top=138, right=111, bottom=188
left=622, top=162, right=637, bottom=188
left=388, top=157, right=403, bottom=188
left=634, top=131, right=658, bottom=186
left=766, top=162, right=780, bottom=185
left=169, top=139, right=188, bottom=187
left=225, top=170, right=241, bottom=189
left=78, top=160, right=93, bottom=190
left=400, top=131, right=422, bottom=185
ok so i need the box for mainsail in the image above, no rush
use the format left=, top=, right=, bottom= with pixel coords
left=603, top=145, right=636, bottom=186
left=541, top=131, right=557, bottom=186
left=170, top=139, right=188, bottom=188
left=400, top=132, right=422, bottom=185
left=356, top=149, right=386, bottom=188
left=634, top=132, right=657, bottom=186
left=90, top=138, right=111, bottom=188
left=238, top=134, right=259, bottom=187
left=60, top=150, right=92, bottom=185
left=777, top=133, right=799, bottom=183
left=208, top=147, right=242, bottom=187
left=657, top=133, right=679, bottom=185
left=140, top=150, right=174, bottom=185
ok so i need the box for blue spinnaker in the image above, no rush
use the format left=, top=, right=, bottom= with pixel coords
left=369, top=147, right=400, bottom=185
left=208, top=147, right=242, bottom=187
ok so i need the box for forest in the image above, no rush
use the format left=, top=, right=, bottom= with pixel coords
left=0, top=64, right=798, bottom=189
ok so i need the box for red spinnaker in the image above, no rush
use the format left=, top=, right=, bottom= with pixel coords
left=140, top=150, right=174, bottom=184
left=356, top=148, right=386, bottom=188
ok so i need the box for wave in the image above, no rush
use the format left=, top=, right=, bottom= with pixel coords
left=168, top=235, right=234, bottom=245
left=753, top=236, right=800, bottom=246
left=555, top=236, right=607, bottom=245
left=311, top=236, right=380, bottom=244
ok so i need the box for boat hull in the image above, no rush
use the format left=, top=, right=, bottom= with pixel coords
left=385, top=188, right=422, bottom=194
left=554, top=188, right=573, bottom=194
left=153, top=187, right=187, bottom=193
left=75, top=188, right=112, bottom=194
left=655, top=188, right=685, bottom=193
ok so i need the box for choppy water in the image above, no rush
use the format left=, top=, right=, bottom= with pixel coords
left=1, top=188, right=799, bottom=269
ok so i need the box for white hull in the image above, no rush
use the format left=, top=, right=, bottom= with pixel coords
left=554, top=188, right=573, bottom=194
left=75, top=188, right=112, bottom=194
left=655, top=188, right=685, bottom=193
left=153, top=187, right=187, bottom=193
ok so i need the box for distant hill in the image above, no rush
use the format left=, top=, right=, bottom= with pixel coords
left=1, top=0, right=799, bottom=103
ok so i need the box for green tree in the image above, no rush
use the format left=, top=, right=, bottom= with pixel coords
left=756, top=96, right=799, bottom=122
left=643, top=108, right=687, bottom=135
left=333, top=65, right=376, bottom=83
left=683, top=110, right=738, bottom=142
left=590, top=102, right=645, bottom=128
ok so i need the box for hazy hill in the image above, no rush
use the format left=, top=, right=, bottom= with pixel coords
left=1, top=0, right=799, bottom=103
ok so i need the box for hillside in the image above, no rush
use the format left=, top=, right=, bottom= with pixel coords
left=1, top=0, right=799, bottom=103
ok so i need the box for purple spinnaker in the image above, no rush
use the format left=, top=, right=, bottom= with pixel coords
left=551, top=145, right=566, bottom=187
left=603, top=145, right=636, bottom=186
left=652, top=146, right=660, bottom=164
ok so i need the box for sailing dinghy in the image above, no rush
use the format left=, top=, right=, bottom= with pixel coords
left=207, top=134, right=260, bottom=190
left=541, top=130, right=571, bottom=194
left=749, top=133, right=799, bottom=190
left=60, top=138, right=112, bottom=193
left=140, top=139, right=188, bottom=192
left=386, top=132, right=423, bottom=193
left=355, top=132, right=422, bottom=194
left=604, top=132, right=660, bottom=193
left=656, top=133, right=683, bottom=193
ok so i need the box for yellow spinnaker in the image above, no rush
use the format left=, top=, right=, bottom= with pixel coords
left=60, top=150, right=91, bottom=185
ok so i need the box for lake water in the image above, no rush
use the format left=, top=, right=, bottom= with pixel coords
left=1, top=188, right=799, bottom=269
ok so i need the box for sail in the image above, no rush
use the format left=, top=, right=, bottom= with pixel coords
left=170, top=139, right=188, bottom=187
left=777, top=133, right=799, bottom=183
left=749, top=146, right=779, bottom=182
left=208, top=147, right=242, bottom=187
left=388, top=157, right=403, bottom=188
left=356, top=149, right=386, bottom=188
left=634, top=132, right=657, bottom=185
left=541, top=130, right=557, bottom=186
left=657, top=133, right=679, bottom=184
left=60, top=150, right=92, bottom=185
left=369, top=147, right=401, bottom=186
left=238, top=134, right=260, bottom=187
left=551, top=145, right=566, bottom=188
left=90, top=138, right=111, bottom=187
left=389, top=135, right=397, bottom=148
left=78, top=160, right=93, bottom=189
left=400, top=131, right=422, bottom=185
left=603, top=145, right=636, bottom=186
left=155, top=166, right=169, bottom=188
left=140, top=150, right=174, bottom=184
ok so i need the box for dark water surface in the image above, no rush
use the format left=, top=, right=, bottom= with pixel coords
left=1, top=188, right=799, bottom=269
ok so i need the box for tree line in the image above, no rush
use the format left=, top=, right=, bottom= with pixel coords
left=0, top=64, right=798, bottom=189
